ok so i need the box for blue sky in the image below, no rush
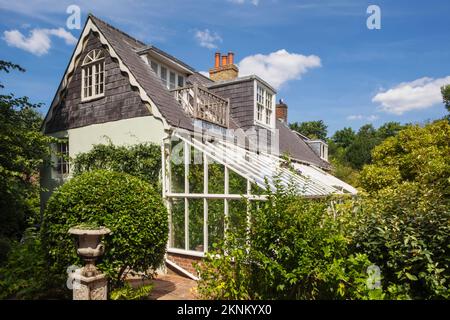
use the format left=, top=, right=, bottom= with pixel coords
left=0, top=0, right=449, bottom=135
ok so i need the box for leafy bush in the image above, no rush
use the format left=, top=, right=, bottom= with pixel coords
left=197, top=182, right=376, bottom=300
left=0, top=228, right=62, bottom=299
left=72, top=143, right=161, bottom=187
left=342, top=184, right=449, bottom=299
left=41, top=170, right=168, bottom=288
left=351, top=121, right=450, bottom=299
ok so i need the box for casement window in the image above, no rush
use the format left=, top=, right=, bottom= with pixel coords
left=81, top=49, right=105, bottom=101
left=169, top=71, right=176, bottom=90
left=265, top=92, right=273, bottom=125
left=160, top=66, right=168, bottom=87
left=256, top=84, right=274, bottom=127
left=56, top=141, right=69, bottom=175
left=148, top=59, right=186, bottom=90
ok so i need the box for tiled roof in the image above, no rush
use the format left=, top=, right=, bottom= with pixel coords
left=90, top=15, right=329, bottom=169
left=277, top=120, right=331, bottom=169
left=90, top=15, right=194, bottom=131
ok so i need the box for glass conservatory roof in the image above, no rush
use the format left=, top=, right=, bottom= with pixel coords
left=174, top=134, right=357, bottom=197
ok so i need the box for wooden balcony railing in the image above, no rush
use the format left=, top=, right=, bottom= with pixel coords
left=171, top=84, right=230, bottom=128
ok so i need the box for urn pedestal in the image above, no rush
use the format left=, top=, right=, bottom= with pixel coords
left=68, top=227, right=111, bottom=300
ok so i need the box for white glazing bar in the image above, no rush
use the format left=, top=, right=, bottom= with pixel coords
left=166, top=193, right=269, bottom=200
left=224, top=166, right=229, bottom=234
left=184, top=141, right=190, bottom=251
left=203, top=153, right=208, bottom=253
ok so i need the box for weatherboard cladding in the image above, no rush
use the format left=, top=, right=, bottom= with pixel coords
left=44, top=32, right=150, bottom=134
left=90, top=15, right=194, bottom=131
left=209, top=79, right=255, bottom=129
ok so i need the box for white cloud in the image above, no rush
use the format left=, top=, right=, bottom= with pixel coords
left=238, top=49, right=321, bottom=89
left=228, top=0, right=260, bottom=6
left=3, top=27, right=77, bottom=56
left=347, top=114, right=379, bottom=121
left=194, top=29, right=222, bottom=50
left=372, top=76, right=450, bottom=115
left=199, top=71, right=210, bottom=78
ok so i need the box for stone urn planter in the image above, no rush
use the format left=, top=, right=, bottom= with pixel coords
left=68, top=226, right=111, bottom=300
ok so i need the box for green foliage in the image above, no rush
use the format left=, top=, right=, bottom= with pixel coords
left=197, top=182, right=374, bottom=300
left=329, top=122, right=405, bottom=172
left=331, top=127, right=356, bottom=149
left=72, top=143, right=161, bottom=187
left=341, top=184, right=449, bottom=299
left=41, top=170, right=168, bottom=288
left=110, top=283, right=153, bottom=300
left=0, top=60, right=52, bottom=260
left=441, top=84, right=450, bottom=112
left=0, top=228, right=62, bottom=299
left=289, top=120, right=328, bottom=140
left=353, top=120, right=450, bottom=299
left=360, top=120, right=449, bottom=193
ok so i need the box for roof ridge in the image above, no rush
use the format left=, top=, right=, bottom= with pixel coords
left=88, top=13, right=147, bottom=48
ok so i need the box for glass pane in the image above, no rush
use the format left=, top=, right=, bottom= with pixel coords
left=169, top=72, right=176, bottom=89
left=160, top=66, right=167, bottom=86
left=228, top=199, right=248, bottom=240
left=170, top=139, right=184, bottom=193
left=251, top=183, right=265, bottom=195
left=208, top=199, right=224, bottom=250
left=229, top=169, right=247, bottom=195
left=170, top=198, right=185, bottom=249
left=150, top=61, right=158, bottom=74
left=188, top=199, right=204, bottom=252
left=208, top=157, right=224, bottom=194
left=189, top=145, right=203, bottom=193
left=177, top=75, right=184, bottom=88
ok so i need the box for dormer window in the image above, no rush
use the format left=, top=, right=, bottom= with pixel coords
left=255, top=83, right=275, bottom=128
left=81, top=49, right=105, bottom=101
left=147, top=59, right=185, bottom=90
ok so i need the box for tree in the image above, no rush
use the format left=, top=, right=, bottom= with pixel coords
left=0, top=60, right=51, bottom=262
left=331, top=127, right=356, bottom=149
left=289, top=120, right=328, bottom=141
left=344, top=124, right=380, bottom=169
left=376, top=122, right=405, bottom=140
left=441, top=85, right=450, bottom=112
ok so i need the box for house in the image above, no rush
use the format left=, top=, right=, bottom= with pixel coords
left=41, top=14, right=356, bottom=278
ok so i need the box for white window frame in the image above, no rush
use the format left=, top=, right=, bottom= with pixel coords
left=148, top=59, right=186, bottom=90
left=81, top=49, right=105, bottom=101
left=254, top=81, right=275, bottom=129
left=55, top=140, right=70, bottom=175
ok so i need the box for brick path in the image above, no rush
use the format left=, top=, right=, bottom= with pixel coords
left=148, top=274, right=198, bottom=300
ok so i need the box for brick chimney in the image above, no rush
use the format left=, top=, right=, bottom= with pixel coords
left=209, top=51, right=239, bottom=82
left=276, top=99, right=288, bottom=123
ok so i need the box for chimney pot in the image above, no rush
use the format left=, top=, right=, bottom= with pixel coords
left=228, top=52, right=234, bottom=65
left=215, top=52, right=220, bottom=68
left=221, top=55, right=228, bottom=67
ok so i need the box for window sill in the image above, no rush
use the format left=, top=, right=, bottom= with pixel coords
left=167, top=247, right=205, bottom=258
left=254, top=120, right=275, bottom=131
left=81, top=94, right=105, bottom=103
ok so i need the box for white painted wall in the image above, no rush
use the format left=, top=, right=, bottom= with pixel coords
left=66, top=115, right=165, bottom=158
left=40, top=115, right=166, bottom=211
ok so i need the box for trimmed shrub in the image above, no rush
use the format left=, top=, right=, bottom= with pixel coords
left=41, top=170, right=168, bottom=287
left=72, top=143, right=161, bottom=186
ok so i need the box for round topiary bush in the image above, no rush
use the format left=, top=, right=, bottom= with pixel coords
left=41, top=170, right=168, bottom=286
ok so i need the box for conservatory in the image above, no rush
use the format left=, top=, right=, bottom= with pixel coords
left=161, top=131, right=357, bottom=262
